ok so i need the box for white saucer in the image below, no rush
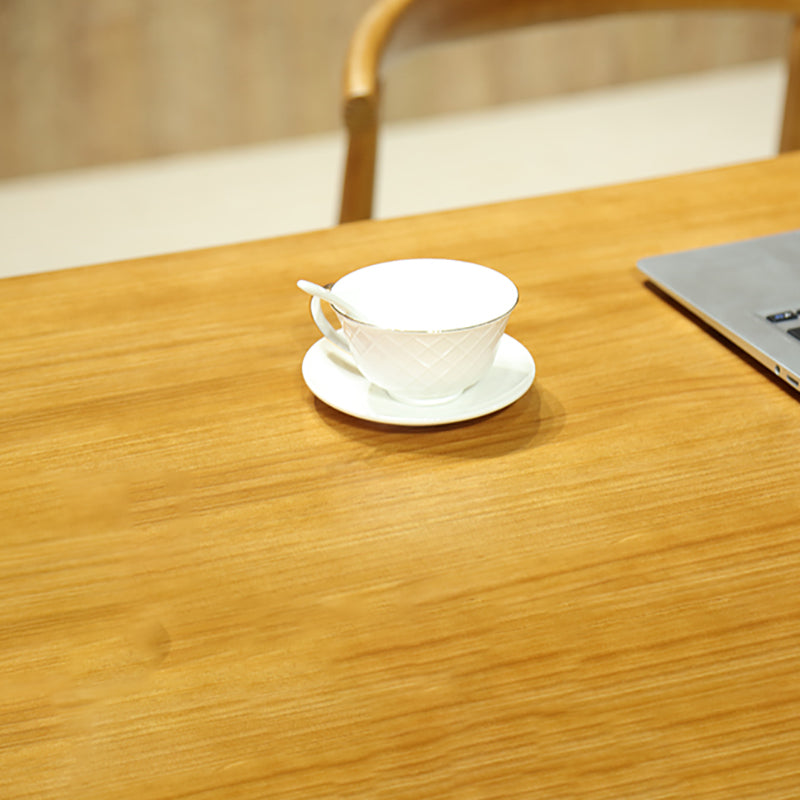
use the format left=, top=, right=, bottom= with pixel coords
left=301, top=334, right=535, bottom=426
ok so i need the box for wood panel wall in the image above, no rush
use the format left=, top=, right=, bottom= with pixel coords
left=0, top=0, right=789, bottom=178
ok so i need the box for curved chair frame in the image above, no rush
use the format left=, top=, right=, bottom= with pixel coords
left=339, top=0, right=800, bottom=222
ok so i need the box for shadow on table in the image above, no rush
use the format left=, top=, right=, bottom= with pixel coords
left=643, top=281, right=800, bottom=401
left=313, top=381, right=566, bottom=459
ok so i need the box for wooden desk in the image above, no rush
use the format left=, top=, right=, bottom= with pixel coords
left=2, top=156, right=799, bottom=799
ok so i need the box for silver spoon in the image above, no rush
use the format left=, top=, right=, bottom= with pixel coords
left=296, top=280, right=372, bottom=323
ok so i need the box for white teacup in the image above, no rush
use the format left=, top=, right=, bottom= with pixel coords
left=307, top=258, right=519, bottom=405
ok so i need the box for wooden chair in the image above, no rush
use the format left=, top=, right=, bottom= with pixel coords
left=338, top=0, right=800, bottom=223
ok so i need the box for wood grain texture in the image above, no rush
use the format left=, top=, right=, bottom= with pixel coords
left=0, top=0, right=789, bottom=177
left=2, top=155, right=800, bottom=798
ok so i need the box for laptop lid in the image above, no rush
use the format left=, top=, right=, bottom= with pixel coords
left=637, top=229, right=800, bottom=393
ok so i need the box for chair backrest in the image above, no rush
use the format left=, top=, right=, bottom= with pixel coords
left=339, top=0, right=800, bottom=223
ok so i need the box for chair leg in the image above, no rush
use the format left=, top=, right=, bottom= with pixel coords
left=339, top=122, right=378, bottom=223
left=780, top=18, right=800, bottom=153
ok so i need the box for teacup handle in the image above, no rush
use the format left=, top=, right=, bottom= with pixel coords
left=310, top=296, right=350, bottom=353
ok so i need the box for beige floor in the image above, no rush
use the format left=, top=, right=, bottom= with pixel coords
left=0, top=60, right=785, bottom=279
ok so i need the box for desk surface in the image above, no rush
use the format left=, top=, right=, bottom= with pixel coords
left=2, top=155, right=800, bottom=799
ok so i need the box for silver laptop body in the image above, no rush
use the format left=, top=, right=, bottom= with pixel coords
left=637, top=229, right=800, bottom=393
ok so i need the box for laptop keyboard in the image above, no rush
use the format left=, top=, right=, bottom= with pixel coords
left=766, top=308, right=800, bottom=342
left=767, top=310, right=797, bottom=323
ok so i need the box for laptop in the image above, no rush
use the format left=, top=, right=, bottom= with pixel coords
left=637, top=229, right=800, bottom=393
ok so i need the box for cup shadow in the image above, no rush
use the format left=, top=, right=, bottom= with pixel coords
left=313, top=380, right=566, bottom=460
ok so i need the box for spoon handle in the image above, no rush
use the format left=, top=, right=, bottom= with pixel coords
left=296, top=280, right=365, bottom=321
